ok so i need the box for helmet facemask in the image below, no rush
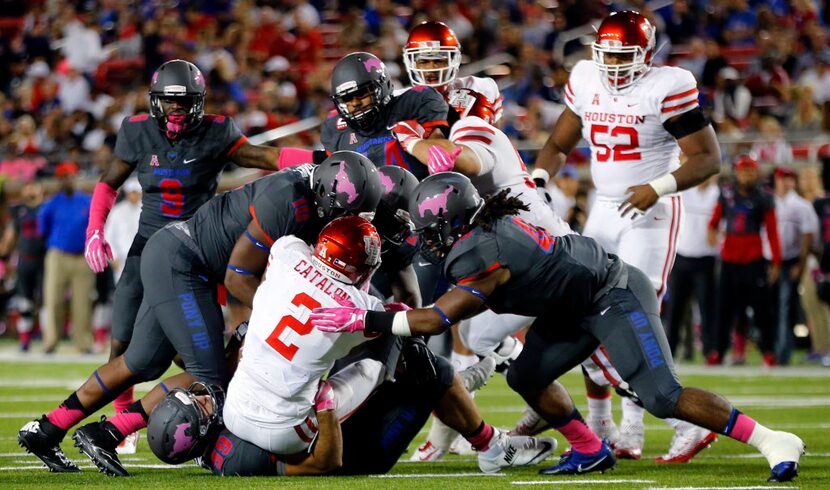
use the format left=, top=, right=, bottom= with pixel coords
left=403, top=47, right=461, bottom=89
left=332, top=82, right=385, bottom=132
left=592, top=35, right=653, bottom=94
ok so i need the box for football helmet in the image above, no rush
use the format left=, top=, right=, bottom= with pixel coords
left=146, top=382, right=224, bottom=465
left=403, top=21, right=462, bottom=90
left=375, top=166, right=418, bottom=246
left=149, top=59, right=206, bottom=138
left=409, top=172, right=483, bottom=264
left=311, top=151, right=383, bottom=221
left=312, top=215, right=382, bottom=287
left=592, top=11, right=656, bottom=93
left=330, top=52, right=393, bottom=132
left=448, top=88, right=496, bottom=124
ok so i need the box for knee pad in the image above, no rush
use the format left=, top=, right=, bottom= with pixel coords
left=433, top=355, right=454, bottom=393
left=640, top=386, right=681, bottom=420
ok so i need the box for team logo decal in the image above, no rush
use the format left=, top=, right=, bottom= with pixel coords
left=349, top=133, right=358, bottom=145
left=592, top=93, right=600, bottom=106
left=418, top=186, right=454, bottom=218
left=150, top=154, right=160, bottom=167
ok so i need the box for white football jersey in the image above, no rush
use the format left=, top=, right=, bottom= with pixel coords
left=228, top=236, right=384, bottom=427
left=450, top=76, right=503, bottom=122
left=564, top=60, right=699, bottom=200
left=450, top=115, right=570, bottom=235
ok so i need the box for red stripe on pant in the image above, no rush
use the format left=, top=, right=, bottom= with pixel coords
left=656, top=196, right=681, bottom=302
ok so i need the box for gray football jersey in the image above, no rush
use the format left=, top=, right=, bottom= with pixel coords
left=445, top=216, right=613, bottom=320
left=115, top=113, right=245, bottom=255
left=320, top=87, right=448, bottom=181
left=187, top=166, right=324, bottom=282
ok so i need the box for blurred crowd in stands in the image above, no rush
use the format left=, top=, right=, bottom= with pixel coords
left=1, top=0, right=830, bottom=365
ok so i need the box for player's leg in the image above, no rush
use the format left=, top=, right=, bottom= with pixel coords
left=590, top=264, right=803, bottom=481
left=750, top=260, right=778, bottom=365
left=506, top=324, right=614, bottom=475
left=109, top=255, right=144, bottom=413
left=15, top=260, right=39, bottom=351
left=664, top=255, right=696, bottom=356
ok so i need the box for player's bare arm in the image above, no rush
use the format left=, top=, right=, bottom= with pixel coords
left=224, top=221, right=270, bottom=308
left=100, top=158, right=135, bottom=189
left=619, top=122, right=720, bottom=218
left=282, top=410, right=343, bottom=475
left=532, top=107, right=582, bottom=184
left=229, top=141, right=280, bottom=171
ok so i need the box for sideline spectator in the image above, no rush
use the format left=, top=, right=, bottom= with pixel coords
left=103, top=177, right=141, bottom=283
left=38, top=161, right=93, bottom=354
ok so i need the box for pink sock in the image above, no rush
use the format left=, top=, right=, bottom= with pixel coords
left=465, top=422, right=496, bottom=451
left=46, top=405, right=85, bottom=430
left=113, top=386, right=134, bottom=413
left=109, top=411, right=147, bottom=438
left=557, top=417, right=603, bottom=454
left=728, top=413, right=757, bottom=443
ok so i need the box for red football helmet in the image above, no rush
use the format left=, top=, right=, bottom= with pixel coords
left=403, top=21, right=462, bottom=90
left=312, top=216, right=382, bottom=287
left=592, top=11, right=656, bottom=93
left=447, top=88, right=496, bottom=124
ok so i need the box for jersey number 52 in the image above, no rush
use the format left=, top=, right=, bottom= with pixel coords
left=590, top=125, right=641, bottom=162
left=266, top=292, right=321, bottom=361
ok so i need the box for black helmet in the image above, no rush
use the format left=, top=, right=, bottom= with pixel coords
left=149, top=59, right=206, bottom=138
left=147, top=382, right=224, bottom=465
left=330, top=52, right=393, bottom=132
left=311, top=151, right=383, bottom=221
left=375, top=166, right=418, bottom=246
left=409, top=172, right=483, bottom=263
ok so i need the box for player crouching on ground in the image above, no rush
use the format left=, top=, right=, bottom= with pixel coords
left=146, top=216, right=555, bottom=475
left=311, top=173, right=806, bottom=482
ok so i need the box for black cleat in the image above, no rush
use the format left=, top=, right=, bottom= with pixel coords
left=72, top=417, right=129, bottom=477
left=17, top=416, right=80, bottom=472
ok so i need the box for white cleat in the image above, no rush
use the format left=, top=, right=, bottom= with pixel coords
left=408, top=440, right=446, bottom=462
left=614, top=420, right=644, bottom=460
left=459, top=357, right=496, bottom=393
left=763, top=431, right=805, bottom=482
left=477, top=429, right=556, bottom=474
left=448, top=435, right=477, bottom=455
left=116, top=431, right=139, bottom=455
left=509, top=406, right=551, bottom=436
left=656, top=423, right=717, bottom=463
left=587, top=416, right=620, bottom=448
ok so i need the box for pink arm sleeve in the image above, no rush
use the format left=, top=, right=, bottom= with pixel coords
left=277, top=148, right=315, bottom=170
left=87, top=182, right=118, bottom=233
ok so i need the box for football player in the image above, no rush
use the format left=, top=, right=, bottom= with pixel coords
left=82, top=59, right=299, bottom=452
left=17, top=153, right=382, bottom=476
left=403, top=20, right=503, bottom=123
left=311, top=173, right=806, bottom=483
left=528, top=11, right=721, bottom=461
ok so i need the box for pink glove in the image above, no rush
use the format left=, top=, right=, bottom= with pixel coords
left=390, top=119, right=426, bottom=153
left=311, top=307, right=367, bottom=333
left=427, top=146, right=462, bottom=174
left=314, top=380, right=335, bottom=412
left=84, top=229, right=112, bottom=273
left=384, top=302, right=412, bottom=313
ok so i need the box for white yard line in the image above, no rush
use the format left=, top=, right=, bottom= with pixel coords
left=512, top=480, right=656, bottom=485
left=371, top=472, right=504, bottom=478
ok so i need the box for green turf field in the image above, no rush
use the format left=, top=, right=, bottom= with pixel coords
left=0, top=357, right=828, bottom=489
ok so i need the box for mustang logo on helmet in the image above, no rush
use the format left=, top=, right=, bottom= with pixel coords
left=418, top=186, right=454, bottom=218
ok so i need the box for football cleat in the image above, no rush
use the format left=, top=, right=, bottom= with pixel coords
left=614, top=420, right=644, bottom=459
left=17, top=416, right=79, bottom=472
left=408, top=440, right=447, bottom=462
left=509, top=406, right=551, bottom=436
left=587, top=416, right=620, bottom=448
left=539, top=440, right=616, bottom=475
left=458, top=356, right=496, bottom=393
left=448, top=435, right=476, bottom=455
left=656, top=425, right=717, bottom=463
left=116, top=431, right=140, bottom=455
left=763, top=431, right=805, bottom=482
left=478, top=429, right=556, bottom=474
left=72, top=417, right=129, bottom=477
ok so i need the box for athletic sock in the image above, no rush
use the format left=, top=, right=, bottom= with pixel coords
left=464, top=421, right=496, bottom=451
left=587, top=392, right=612, bottom=421
left=621, top=396, right=645, bottom=425
left=113, top=386, right=135, bottom=413
left=46, top=393, right=88, bottom=431
left=552, top=409, right=603, bottom=454
left=109, top=401, right=149, bottom=439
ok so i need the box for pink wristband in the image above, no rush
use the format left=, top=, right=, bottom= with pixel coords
left=278, top=148, right=314, bottom=170
left=87, top=182, right=118, bottom=233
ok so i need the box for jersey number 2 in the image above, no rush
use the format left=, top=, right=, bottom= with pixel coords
left=266, top=292, right=321, bottom=361
left=590, top=125, right=641, bottom=162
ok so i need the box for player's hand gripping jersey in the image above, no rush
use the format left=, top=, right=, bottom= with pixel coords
left=228, top=236, right=384, bottom=429
left=564, top=60, right=699, bottom=199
